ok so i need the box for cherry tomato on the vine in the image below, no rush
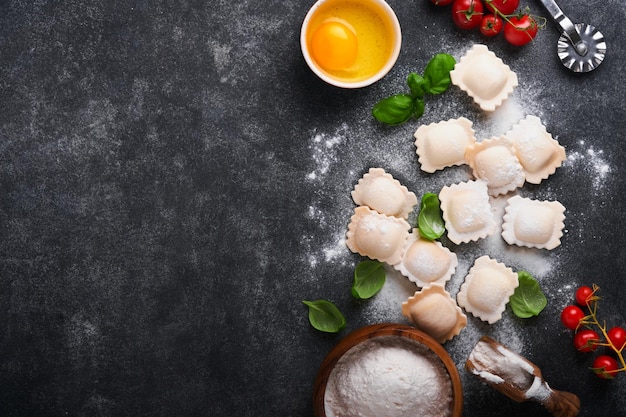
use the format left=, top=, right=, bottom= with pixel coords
left=592, top=355, right=619, bottom=379
left=503, top=14, right=538, bottom=46
left=451, top=0, right=484, bottom=30
left=561, top=305, right=585, bottom=330
left=608, top=327, right=626, bottom=351
left=431, top=0, right=455, bottom=5
left=479, top=14, right=502, bottom=36
left=484, top=0, right=519, bottom=15
left=573, top=329, right=600, bottom=352
left=575, top=285, right=594, bottom=306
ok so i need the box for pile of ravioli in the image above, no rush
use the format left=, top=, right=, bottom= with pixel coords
left=345, top=45, right=567, bottom=344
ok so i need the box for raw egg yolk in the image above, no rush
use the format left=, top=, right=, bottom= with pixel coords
left=310, top=21, right=358, bottom=71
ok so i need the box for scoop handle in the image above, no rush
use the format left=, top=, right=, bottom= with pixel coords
left=541, top=388, right=581, bottom=417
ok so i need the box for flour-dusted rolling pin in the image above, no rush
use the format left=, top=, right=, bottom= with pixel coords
left=466, top=336, right=580, bottom=417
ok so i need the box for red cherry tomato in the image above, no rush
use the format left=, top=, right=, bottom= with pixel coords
left=560, top=305, right=585, bottom=330
left=503, top=14, right=538, bottom=46
left=484, top=0, right=519, bottom=15
left=431, top=0, right=455, bottom=5
left=479, top=14, right=502, bottom=36
left=592, top=355, right=619, bottom=379
left=575, top=285, right=594, bottom=306
left=451, top=0, right=484, bottom=30
left=608, top=327, right=626, bottom=351
left=573, top=329, right=600, bottom=352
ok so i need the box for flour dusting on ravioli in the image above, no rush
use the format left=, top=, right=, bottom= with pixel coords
left=457, top=256, right=519, bottom=324
left=394, top=229, right=458, bottom=287
left=414, top=117, right=476, bottom=173
left=439, top=179, right=496, bottom=244
left=504, top=115, right=566, bottom=184
left=345, top=206, right=410, bottom=265
left=501, top=195, right=566, bottom=250
left=465, top=135, right=525, bottom=196
left=351, top=168, right=417, bottom=219
left=450, top=44, right=518, bottom=112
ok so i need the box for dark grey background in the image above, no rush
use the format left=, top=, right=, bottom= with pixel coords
left=1, top=0, right=625, bottom=416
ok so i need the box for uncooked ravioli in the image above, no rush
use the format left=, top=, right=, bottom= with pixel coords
left=402, top=284, right=467, bottom=343
left=351, top=168, right=417, bottom=219
left=450, top=44, right=518, bottom=112
left=501, top=195, right=566, bottom=250
left=504, top=115, right=566, bottom=184
left=345, top=206, right=410, bottom=265
left=414, top=117, right=476, bottom=173
left=439, top=179, right=496, bottom=244
left=394, top=229, right=457, bottom=287
left=456, top=256, right=519, bottom=324
left=464, top=135, right=525, bottom=196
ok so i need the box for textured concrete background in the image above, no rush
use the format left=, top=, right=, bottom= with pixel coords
left=0, top=0, right=625, bottom=416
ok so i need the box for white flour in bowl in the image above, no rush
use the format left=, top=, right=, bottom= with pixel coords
left=324, top=336, right=453, bottom=417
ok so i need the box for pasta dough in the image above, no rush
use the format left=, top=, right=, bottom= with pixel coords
left=450, top=44, right=518, bottom=112
left=439, top=179, right=496, bottom=244
left=414, top=117, right=476, bottom=173
left=394, top=230, right=458, bottom=287
left=345, top=206, right=410, bottom=265
left=456, top=256, right=519, bottom=324
left=402, top=284, right=467, bottom=343
left=351, top=168, right=418, bottom=219
left=501, top=195, right=566, bottom=250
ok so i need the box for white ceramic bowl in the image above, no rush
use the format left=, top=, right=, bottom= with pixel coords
left=300, top=0, right=402, bottom=88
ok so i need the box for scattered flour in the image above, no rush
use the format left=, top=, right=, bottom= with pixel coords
left=301, top=124, right=354, bottom=270
left=563, top=140, right=611, bottom=192
left=306, top=124, right=348, bottom=182
left=302, top=49, right=615, bottom=391
left=359, top=266, right=417, bottom=324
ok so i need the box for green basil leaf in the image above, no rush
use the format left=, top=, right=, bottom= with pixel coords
left=417, top=193, right=445, bottom=240
left=407, top=73, right=427, bottom=98
left=510, top=272, right=547, bottom=318
left=372, top=94, right=415, bottom=126
left=413, top=97, right=425, bottom=120
left=303, top=300, right=346, bottom=333
left=351, top=260, right=386, bottom=299
left=423, top=53, right=456, bottom=95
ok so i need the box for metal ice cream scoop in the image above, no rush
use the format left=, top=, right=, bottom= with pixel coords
left=537, top=0, right=606, bottom=73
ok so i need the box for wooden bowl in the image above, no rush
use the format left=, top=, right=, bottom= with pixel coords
left=313, top=323, right=463, bottom=417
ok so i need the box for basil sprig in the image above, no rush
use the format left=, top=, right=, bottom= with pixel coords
left=302, top=299, right=346, bottom=333
left=351, top=260, right=386, bottom=299
left=510, top=272, right=548, bottom=318
left=372, top=53, right=456, bottom=126
left=417, top=193, right=445, bottom=240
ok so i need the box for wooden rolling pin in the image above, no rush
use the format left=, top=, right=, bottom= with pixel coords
left=466, top=336, right=580, bottom=417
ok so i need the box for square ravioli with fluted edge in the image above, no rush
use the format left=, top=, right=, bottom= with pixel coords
left=504, top=115, right=567, bottom=184
left=501, top=195, right=566, bottom=250
left=450, top=44, right=518, bottom=112
left=439, top=179, right=496, bottom=244
left=351, top=167, right=418, bottom=219
left=464, top=135, right=525, bottom=196
left=414, top=117, right=476, bottom=173
left=456, top=256, right=519, bottom=324
left=345, top=206, right=410, bottom=265
left=393, top=229, right=458, bottom=287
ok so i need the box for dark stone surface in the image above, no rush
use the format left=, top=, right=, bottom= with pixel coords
left=0, top=0, right=625, bottom=416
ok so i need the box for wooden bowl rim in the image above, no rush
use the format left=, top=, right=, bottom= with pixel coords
left=313, top=323, right=463, bottom=417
